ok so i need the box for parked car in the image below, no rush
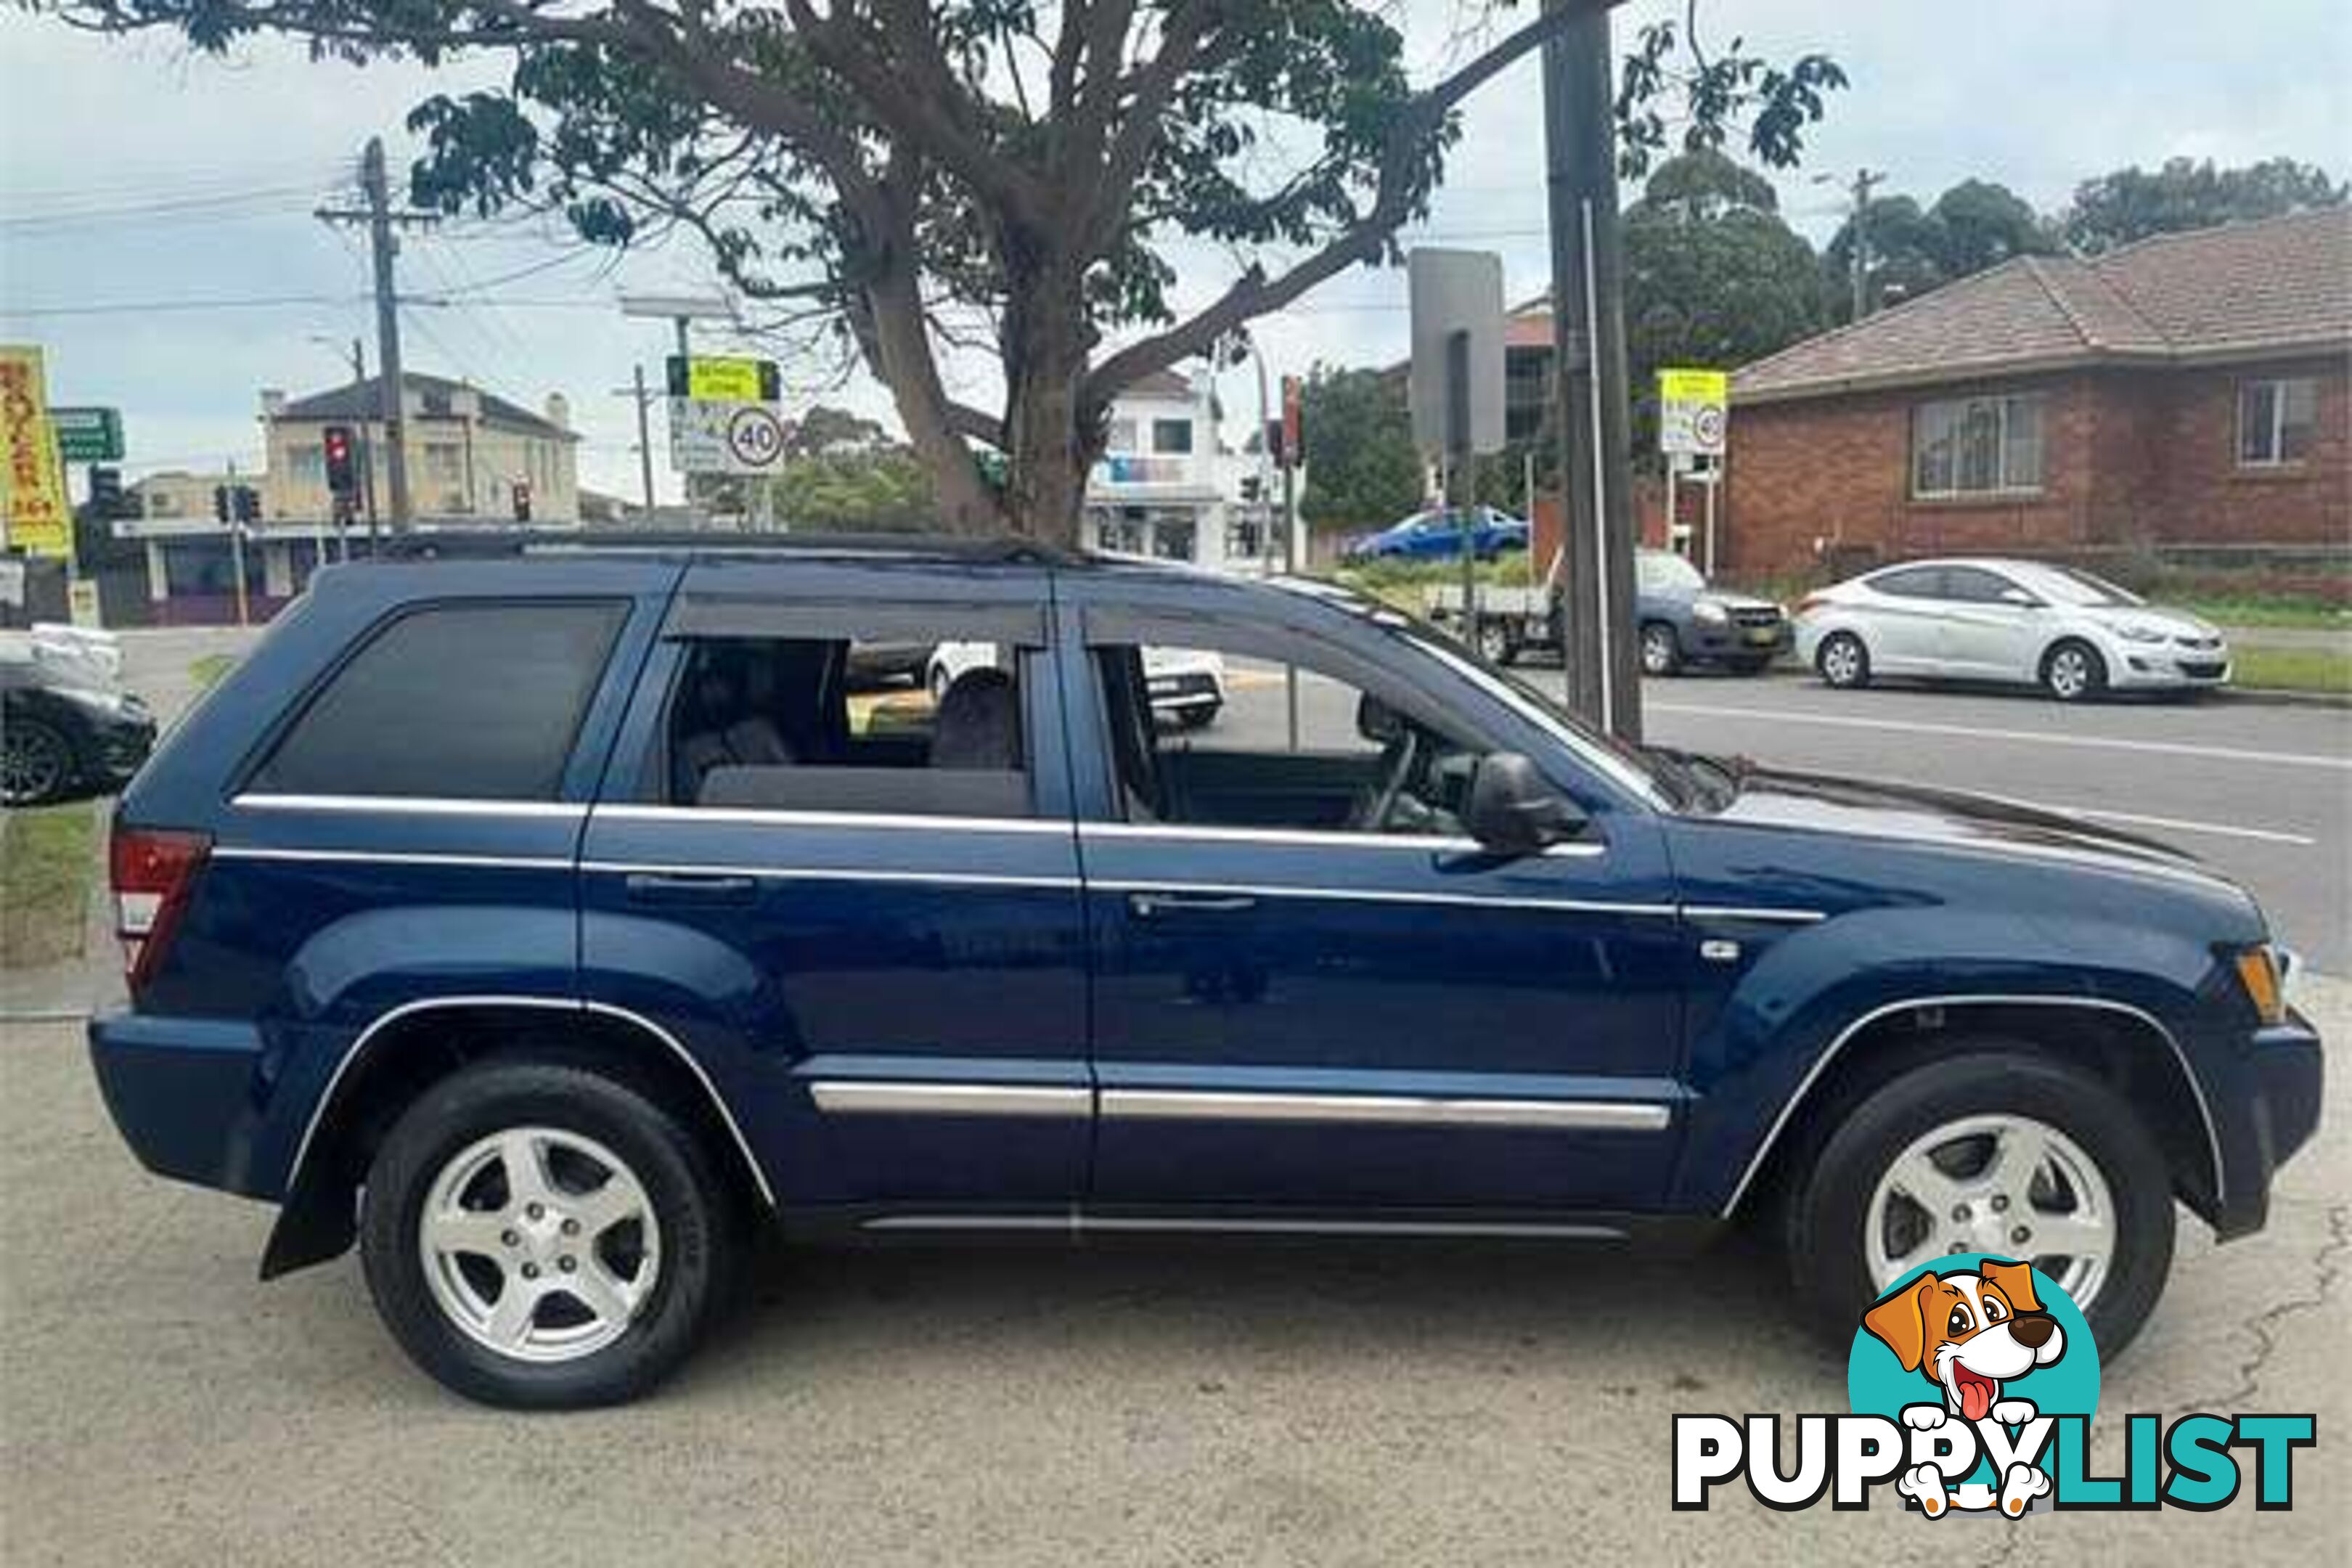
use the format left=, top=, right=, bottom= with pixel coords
left=1426, top=549, right=1788, bottom=675
left=1794, top=558, right=2231, bottom=701
left=843, top=638, right=932, bottom=690
left=931, top=640, right=1228, bottom=727
left=90, top=536, right=2319, bottom=1408
left=1343, top=505, right=1530, bottom=563
left=27, top=621, right=123, bottom=690
left=1, top=635, right=155, bottom=807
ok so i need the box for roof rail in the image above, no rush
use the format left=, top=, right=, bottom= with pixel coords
left=372, top=529, right=1070, bottom=565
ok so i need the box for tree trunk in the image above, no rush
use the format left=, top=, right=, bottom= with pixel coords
left=997, top=258, right=1096, bottom=548
left=859, top=261, right=1005, bottom=534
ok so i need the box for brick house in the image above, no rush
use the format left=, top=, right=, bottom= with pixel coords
left=1725, top=208, right=2349, bottom=578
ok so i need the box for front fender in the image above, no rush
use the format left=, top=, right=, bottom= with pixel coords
left=1673, top=904, right=2228, bottom=1217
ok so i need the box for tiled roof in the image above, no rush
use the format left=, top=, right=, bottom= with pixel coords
left=1735, top=208, right=2351, bottom=403
left=279, top=372, right=574, bottom=438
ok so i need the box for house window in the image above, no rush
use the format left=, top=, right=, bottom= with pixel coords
left=423, top=443, right=462, bottom=483
left=1105, top=417, right=1139, bottom=454
left=2238, top=377, right=2316, bottom=467
left=1912, top=393, right=2044, bottom=498
left=1151, top=418, right=1193, bottom=455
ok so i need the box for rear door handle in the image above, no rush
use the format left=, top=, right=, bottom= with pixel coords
left=1127, top=891, right=1258, bottom=918
left=624, top=871, right=759, bottom=905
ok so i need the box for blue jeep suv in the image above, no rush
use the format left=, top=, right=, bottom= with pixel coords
left=91, top=536, right=2321, bottom=1407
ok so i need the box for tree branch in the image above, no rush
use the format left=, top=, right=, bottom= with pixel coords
left=1086, top=0, right=1620, bottom=404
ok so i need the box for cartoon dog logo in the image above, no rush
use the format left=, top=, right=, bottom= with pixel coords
left=1861, top=1259, right=2066, bottom=1517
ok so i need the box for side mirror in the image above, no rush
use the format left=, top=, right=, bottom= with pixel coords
left=1465, top=752, right=1588, bottom=856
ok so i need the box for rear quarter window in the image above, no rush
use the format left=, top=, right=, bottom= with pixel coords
left=248, top=600, right=628, bottom=800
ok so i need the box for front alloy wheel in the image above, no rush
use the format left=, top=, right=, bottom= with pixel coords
left=2043, top=640, right=2107, bottom=703
left=1640, top=623, right=1681, bottom=677
left=1864, top=1114, right=2115, bottom=1310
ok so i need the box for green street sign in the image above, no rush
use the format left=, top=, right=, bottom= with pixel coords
left=50, top=406, right=124, bottom=463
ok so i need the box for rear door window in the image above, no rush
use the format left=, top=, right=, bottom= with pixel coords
left=249, top=600, right=628, bottom=799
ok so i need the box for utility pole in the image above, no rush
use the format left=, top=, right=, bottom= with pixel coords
left=1830, top=167, right=1887, bottom=322
left=317, top=137, right=436, bottom=528
left=613, top=365, right=658, bottom=513
left=1540, top=0, right=1642, bottom=741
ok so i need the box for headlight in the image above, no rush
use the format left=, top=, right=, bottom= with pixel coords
left=2232, top=945, right=2287, bottom=1027
left=2118, top=623, right=2170, bottom=643
left=1693, top=600, right=1731, bottom=626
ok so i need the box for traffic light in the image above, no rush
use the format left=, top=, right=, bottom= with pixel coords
left=322, top=425, right=358, bottom=499
left=212, top=484, right=231, bottom=524
left=89, top=466, right=125, bottom=518
left=511, top=481, right=532, bottom=523
left=231, top=486, right=261, bottom=525
left=1240, top=475, right=1263, bottom=504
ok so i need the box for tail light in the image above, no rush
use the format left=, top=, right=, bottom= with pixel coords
left=110, top=823, right=210, bottom=993
left=1793, top=594, right=1828, bottom=619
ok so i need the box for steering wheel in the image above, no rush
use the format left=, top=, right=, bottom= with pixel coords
left=1353, top=727, right=1423, bottom=833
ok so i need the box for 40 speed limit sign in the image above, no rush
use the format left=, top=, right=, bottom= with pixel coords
left=669, top=396, right=789, bottom=475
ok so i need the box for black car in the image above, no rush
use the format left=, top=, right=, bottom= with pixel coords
left=1, top=641, right=156, bottom=807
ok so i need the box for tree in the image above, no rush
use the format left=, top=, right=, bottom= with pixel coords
left=49, top=1, right=1844, bottom=545
left=1621, top=152, right=1822, bottom=448
left=2062, top=157, right=2346, bottom=253
left=1297, top=367, right=1424, bottom=534
left=1928, top=179, right=2051, bottom=277
left=787, top=404, right=891, bottom=458
left=1824, top=193, right=1951, bottom=319
left=767, top=447, right=936, bottom=531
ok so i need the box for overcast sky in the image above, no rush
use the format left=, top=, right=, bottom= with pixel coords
left=4, top=1, right=2345, bottom=502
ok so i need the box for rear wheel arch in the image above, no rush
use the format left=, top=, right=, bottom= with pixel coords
left=262, top=998, right=771, bottom=1278
left=1727, top=997, right=2220, bottom=1226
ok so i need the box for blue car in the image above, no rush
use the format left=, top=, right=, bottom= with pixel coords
left=91, top=535, right=2319, bottom=1406
left=1344, top=505, right=1530, bottom=563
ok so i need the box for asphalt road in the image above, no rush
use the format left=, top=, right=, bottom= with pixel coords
left=1203, top=662, right=2352, bottom=974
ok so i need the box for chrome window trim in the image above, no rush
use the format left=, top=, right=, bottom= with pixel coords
left=213, top=846, right=573, bottom=871
left=1087, top=877, right=1678, bottom=919
left=809, top=1082, right=1090, bottom=1118
left=592, top=803, right=1071, bottom=836
left=1718, top=992, right=2222, bottom=1218
left=1080, top=821, right=1606, bottom=858
left=233, top=793, right=589, bottom=820
left=1100, top=1088, right=1673, bottom=1132
left=581, top=859, right=1082, bottom=893
left=283, top=995, right=776, bottom=1207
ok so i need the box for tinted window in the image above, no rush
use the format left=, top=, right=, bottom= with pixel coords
left=253, top=601, right=626, bottom=799
left=1940, top=567, right=2024, bottom=604
left=1869, top=567, right=1947, bottom=600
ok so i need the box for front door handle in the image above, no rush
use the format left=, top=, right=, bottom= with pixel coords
left=624, top=871, right=759, bottom=905
left=1127, top=891, right=1259, bottom=918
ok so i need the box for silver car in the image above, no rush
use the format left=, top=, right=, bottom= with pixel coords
left=1794, top=558, right=2231, bottom=702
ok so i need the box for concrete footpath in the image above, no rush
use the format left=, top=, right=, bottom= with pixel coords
left=1, top=984, right=2343, bottom=1567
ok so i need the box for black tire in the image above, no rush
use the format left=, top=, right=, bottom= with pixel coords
left=1639, top=622, right=1682, bottom=677
left=1, top=716, right=78, bottom=807
left=1176, top=704, right=1219, bottom=730
left=1782, top=1047, right=2176, bottom=1360
left=359, top=1057, right=738, bottom=1409
left=2041, top=639, right=2109, bottom=703
left=1817, top=631, right=1871, bottom=690
left=1477, top=620, right=1517, bottom=666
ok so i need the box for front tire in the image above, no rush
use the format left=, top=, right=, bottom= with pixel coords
left=1, top=716, right=77, bottom=807
left=1477, top=619, right=1516, bottom=666
left=1783, top=1047, right=2175, bottom=1360
left=2042, top=640, right=2109, bottom=703
left=1639, top=622, right=1681, bottom=677
left=1817, top=631, right=1871, bottom=690
left=359, top=1058, right=737, bottom=1408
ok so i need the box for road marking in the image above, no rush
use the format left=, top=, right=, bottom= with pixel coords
left=1649, top=702, right=2352, bottom=772
left=1998, top=801, right=2317, bottom=847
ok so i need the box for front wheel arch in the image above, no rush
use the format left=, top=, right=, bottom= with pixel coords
left=1726, top=997, right=2220, bottom=1229
left=263, top=1000, right=771, bottom=1279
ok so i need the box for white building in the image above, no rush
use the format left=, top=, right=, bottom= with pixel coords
left=1086, top=368, right=1277, bottom=573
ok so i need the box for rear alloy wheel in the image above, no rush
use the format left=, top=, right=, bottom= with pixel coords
left=1477, top=619, right=1516, bottom=666
left=2042, top=640, right=2108, bottom=703
left=1639, top=623, right=1681, bottom=677
left=1784, top=1047, right=2174, bottom=1359
left=1, top=717, right=75, bottom=807
left=1817, top=631, right=1871, bottom=690
left=361, top=1058, right=735, bottom=1408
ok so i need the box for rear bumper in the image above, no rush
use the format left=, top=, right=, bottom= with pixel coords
left=87, top=1011, right=271, bottom=1198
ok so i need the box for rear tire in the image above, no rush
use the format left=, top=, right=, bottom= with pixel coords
left=2041, top=640, right=2108, bottom=703
left=1477, top=619, right=1517, bottom=666
left=1817, top=631, right=1871, bottom=690
left=1782, top=1046, right=2175, bottom=1360
left=359, top=1058, right=738, bottom=1409
left=1, top=716, right=77, bottom=807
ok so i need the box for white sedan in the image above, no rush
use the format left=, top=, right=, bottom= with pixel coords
left=1793, top=558, right=2231, bottom=702
left=928, top=641, right=1228, bottom=727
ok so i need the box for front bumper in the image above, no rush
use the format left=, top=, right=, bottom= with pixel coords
left=1686, top=620, right=1792, bottom=662
left=2208, top=1012, right=2324, bottom=1241
left=2107, top=645, right=2232, bottom=690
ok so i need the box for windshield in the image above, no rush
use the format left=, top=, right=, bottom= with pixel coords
left=1638, top=552, right=1707, bottom=595
left=2033, top=565, right=2146, bottom=608
left=1270, top=576, right=1676, bottom=808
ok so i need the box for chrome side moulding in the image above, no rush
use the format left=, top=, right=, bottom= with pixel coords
left=809, top=1082, right=1092, bottom=1118
left=1099, top=1088, right=1673, bottom=1132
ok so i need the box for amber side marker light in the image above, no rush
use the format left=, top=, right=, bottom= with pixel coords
left=2233, top=947, right=2287, bottom=1028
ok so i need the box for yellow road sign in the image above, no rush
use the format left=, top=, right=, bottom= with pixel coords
left=686, top=356, right=769, bottom=401
left=1657, top=367, right=1728, bottom=406
left=0, top=346, right=75, bottom=560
